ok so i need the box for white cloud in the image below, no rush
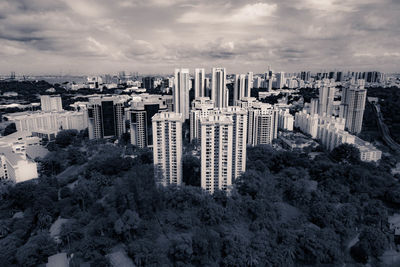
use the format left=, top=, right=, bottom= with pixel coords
left=384, top=52, right=400, bottom=57
left=177, top=3, right=277, bottom=24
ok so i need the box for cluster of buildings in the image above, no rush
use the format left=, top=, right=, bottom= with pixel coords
left=151, top=68, right=293, bottom=194
left=6, top=95, right=87, bottom=140
left=294, top=79, right=381, bottom=161
left=1, top=67, right=385, bottom=186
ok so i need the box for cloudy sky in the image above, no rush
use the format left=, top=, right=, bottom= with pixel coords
left=0, top=0, right=399, bottom=75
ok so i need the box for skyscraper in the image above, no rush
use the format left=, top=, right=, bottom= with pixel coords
left=245, top=72, right=253, bottom=98
left=87, top=96, right=125, bottom=140
left=246, top=103, right=278, bottom=146
left=300, top=71, right=311, bottom=82
left=211, top=67, right=228, bottom=108
left=276, top=72, right=286, bottom=89
left=341, top=85, right=367, bottom=134
left=310, top=98, right=319, bottom=115
left=233, top=74, right=246, bottom=105
left=233, top=72, right=253, bottom=105
left=254, top=76, right=263, bottom=89
left=152, top=112, right=184, bottom=186
left=194, top=68, right=206, bottom=98
left=336, top=72, right=343, bottom=82
left=173, top=68, right=190, bottom=120
left=252, top=107, right=278, bottom=145
left=143, top=76, right=155, bottom=90
left=219, top=107, right=248, bottom=182
left=200, top=114, right=233, bottom=194
left=318, top=84, right=335, bottom=116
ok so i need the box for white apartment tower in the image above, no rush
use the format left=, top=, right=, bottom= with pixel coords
left=341, top=86, right=367, bottom=134
left=276, top=72, right=286, bottom=89
left=200, top=115, right=233, bottom=194
left=40, top=95, right=63, bottom=112
left=219, top=107, right=248, bottom=181
left=173, top=68, right=190, bottom=120
left=310, top=98, right=319, bottom=115
left=233, top=72, right=253, bottom=105
left=152, top=112, right=184, bottom=186
left=128, top=110, right=147, bottom=148
left=189, top=97, right=215, bottom=142
left=318, top=85, right=336, bottom=116
left=248, top=103, right=279, bottom=146
left=245, top=72, right=253, bottom=98
left=233, top=74, right=246, bottom=105
left=194, top=68, right=206, bottom=98
left=211, top=68, right=228, bottom=108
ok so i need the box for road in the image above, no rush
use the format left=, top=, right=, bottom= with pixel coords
left=371, top=102, right=400, bottom=152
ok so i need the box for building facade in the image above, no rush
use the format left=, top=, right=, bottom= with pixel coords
left=87, top=96, right=126, bottom=140
left=9, top=111, right=87, bottom=134
left=152, top=112, right=184, bottom=186
left=40, top=95, right=63, bottom=112
left=173, top=69, right=190, bottom=120
left=194, top=68, right=206, bottom=98
left=200, top=114, right=233, bottom=194
left=211, top=67, right=228, bottom=108
left=341, top=85, right=367, bottom=134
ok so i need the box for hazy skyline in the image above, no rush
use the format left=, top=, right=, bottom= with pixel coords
left=0, top=0, right=399, bottom=75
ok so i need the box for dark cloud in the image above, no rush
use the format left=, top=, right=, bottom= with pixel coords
left=0, top=0, right=398, bottom=74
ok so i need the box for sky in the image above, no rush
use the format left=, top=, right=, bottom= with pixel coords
left=0, top=0, right=399, bottom=75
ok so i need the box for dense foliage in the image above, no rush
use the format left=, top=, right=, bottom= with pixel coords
left=366, top=86, right=400, bottom=143
left=0, top=134, right=397, bottom=266
left=3, top=123, right=17, bottom=136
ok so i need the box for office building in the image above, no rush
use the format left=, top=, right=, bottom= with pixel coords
left=211, top=67, right=228, bottom=108
left=40, top=95, right=63, bottom=112
left=173, top=68, right=190, bottom=120
left=87, top=96, right=126, bottom=140
left=200, top=114, right=233, bottom=194
left=152, top=112, right=184, bottom=186
left=341, top=85, right=367, bottom=134
left=194, top=68, right=206, bottom=98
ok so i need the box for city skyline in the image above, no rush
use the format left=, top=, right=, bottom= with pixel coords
left=0, top=0, right=399, bottom=75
